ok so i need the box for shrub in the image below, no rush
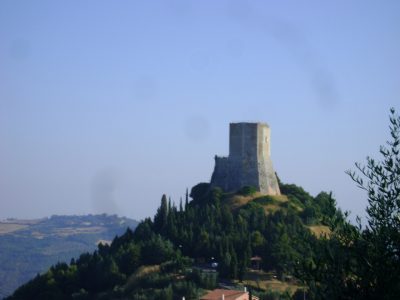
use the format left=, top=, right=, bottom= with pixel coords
left=239, top=186, right=257, bottom=196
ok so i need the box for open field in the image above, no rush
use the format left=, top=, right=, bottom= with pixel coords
left=307, top=225, right=331, bottom=238
left=0, top=219, right=45, bottom=235
left=0, top=223, right=28, bottom=235
left=239, top=270, right=301, bottom=294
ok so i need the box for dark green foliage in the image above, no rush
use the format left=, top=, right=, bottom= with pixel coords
left=345, top=108, right=400, bottom=299
left=279, top=183, right=338, bottom=226
left=141, top=235, right=176, bottom=265
left=189, top=182, right=211, bottom=203
left=279, top=183, right=313, bottom=205
left=314, top=192, right=336, bottom=220
left=253, top=195, right=276, bottom=205
left=239, top=185, right=258, bottom=196
left=157, top=184, right=341, bottom=289
left=262, top=210, right=316, bottom=277
left=133, top=218, right=154, bottom=242
left=297, top=108, right=400, bottom=299
left=258, top=289, right=292, bottom=300
left=298, top=191, right=338, bottom=226
left=301, top=205, right=317, bottom=225
left=114, top=242, right=141, bottom=275
left=294, top=222, right=358, bottom=299
left=173, top=280, right=199, bottom=299
left=154, top=194, right=168, bottom=234
left=187, top=268, right=217, bottom=290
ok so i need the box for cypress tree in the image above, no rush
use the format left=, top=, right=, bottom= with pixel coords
left=154, top=194, right=168, bottom=233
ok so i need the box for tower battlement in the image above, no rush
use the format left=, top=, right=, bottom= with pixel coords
left=210, top=122, right=280, bottom=195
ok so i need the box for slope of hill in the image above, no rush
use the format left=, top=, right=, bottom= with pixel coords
left=0, top=214, right=138, bottom=298
left=7, top=181, right=344, bottom=300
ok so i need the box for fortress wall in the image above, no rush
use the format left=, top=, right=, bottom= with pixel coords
left=257, top=124, right=280, bottom=195
left=257, top=123, right=271, bottom=159
left=211, top=122, right=280, bottom=195
left=258, top=156, right=281, bottom=195
left=228, top=123, right=259, bottom=190
left=210, top=156, right=229, bottom=191
left=229, top=123, right=258, bottom=160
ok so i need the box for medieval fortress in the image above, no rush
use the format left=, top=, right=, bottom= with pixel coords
left=210, top=122, right=281, bottom=195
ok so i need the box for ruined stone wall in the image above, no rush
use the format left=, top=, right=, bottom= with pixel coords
left=256, top=124, right=280, bottom=195
left=228, top=123, right=260, bottom=190
left=210, top=156, right=229, bottom=191
left=210, top=122, right=280, bottom=195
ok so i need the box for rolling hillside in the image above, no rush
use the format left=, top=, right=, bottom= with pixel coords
left=0, top=214, right=138, bottom=298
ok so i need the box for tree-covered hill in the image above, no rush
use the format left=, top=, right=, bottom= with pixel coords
left=0, top=214, right=138, bottom=299
left=7, top=180, right=343, bottom=300
left=7, top=109, right=400, bottom=299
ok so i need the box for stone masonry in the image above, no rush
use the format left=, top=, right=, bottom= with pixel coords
left=210, top=122, right=281, bottom=195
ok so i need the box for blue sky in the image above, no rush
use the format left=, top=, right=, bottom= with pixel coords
left=1, top=1, right=399, bottom=221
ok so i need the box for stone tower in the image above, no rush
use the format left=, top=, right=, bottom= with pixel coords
left=210, top=122, right=280, bottom=195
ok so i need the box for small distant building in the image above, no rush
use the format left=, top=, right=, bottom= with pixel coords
left=200, top=289, right=249, bottom=300
left=250, top=256, right=262, bottom=270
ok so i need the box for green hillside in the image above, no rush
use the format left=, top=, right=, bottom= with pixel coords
left=0, top=214, right=137, bottom=298
left=6, top=181, right=342, bottom=300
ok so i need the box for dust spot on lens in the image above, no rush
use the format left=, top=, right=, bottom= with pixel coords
left=184, top=116, right=209, bottom=142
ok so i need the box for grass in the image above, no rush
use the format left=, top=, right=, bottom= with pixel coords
left=132, top=265, right=161, bottom=278
left=223, top=192, right=264, bottom=209
left=0, top=218, right=45, bottom=235
left=238, top=270, right=301, bottom=295
left=253, top=195, right=289, bottom=204
left=124, top=265, right=161, bottom=292
left=223, top=192, right=305, bottom=216
left=53, top=226, right=105, bottom=236
left=253, top=195, right=293, bottom=215
left=307, top=225, right=331, bottom=238
left=0, top=224, right=28, bottom=235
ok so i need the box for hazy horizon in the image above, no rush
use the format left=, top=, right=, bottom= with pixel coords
left=1, top=1, right=399, bottom=222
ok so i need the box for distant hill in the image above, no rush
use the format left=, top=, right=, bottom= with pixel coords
left=0, top=214, right=138, bottom=298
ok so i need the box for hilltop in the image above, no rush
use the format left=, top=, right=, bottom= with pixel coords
left=0, top=214, right=138, bottom=298
left=7, top=180, right=341, bottom=299
left=221, top=185, right=332, bottom=237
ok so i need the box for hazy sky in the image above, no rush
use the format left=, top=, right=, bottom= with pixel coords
left=1, top=1, right=399, bottom=222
